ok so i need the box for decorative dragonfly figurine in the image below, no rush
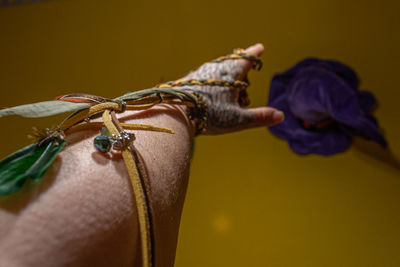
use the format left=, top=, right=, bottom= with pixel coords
left=0, top=88, right=201, bottom=195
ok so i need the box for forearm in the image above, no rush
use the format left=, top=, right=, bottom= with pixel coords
left=0, top=104, right=195, bottom=267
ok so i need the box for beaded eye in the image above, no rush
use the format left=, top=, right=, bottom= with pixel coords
left=94, top=127, right=135, bottom=153
left=93, top=135, right=112, bottom=153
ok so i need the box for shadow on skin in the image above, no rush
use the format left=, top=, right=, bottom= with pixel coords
left=353, top=137, right=400, bottom=174
left=92, top=150, right=123, bottom=164
left=0, top=157, right=61, bottom=213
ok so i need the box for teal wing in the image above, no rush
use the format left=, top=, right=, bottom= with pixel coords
left=115, top=88, right=195, bottom=102
left=0, top=138, right=67, bottom=195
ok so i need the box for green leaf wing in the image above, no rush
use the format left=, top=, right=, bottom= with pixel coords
left=0, top=138, right=67, bottom=195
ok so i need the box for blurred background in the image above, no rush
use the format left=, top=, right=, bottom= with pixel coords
left=0, top=0, right=399, bottom=266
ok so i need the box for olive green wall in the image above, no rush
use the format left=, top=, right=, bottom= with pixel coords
left=1, top=0, right=399, bottom=266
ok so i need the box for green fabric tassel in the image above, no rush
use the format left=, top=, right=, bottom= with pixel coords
left=0, top=138, right=67, bottom=195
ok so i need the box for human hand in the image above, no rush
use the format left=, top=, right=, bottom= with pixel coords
left=179, top=43, right=284, bottom=135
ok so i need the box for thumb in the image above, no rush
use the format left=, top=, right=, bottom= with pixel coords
left=236, top=106, right=284, bottom=130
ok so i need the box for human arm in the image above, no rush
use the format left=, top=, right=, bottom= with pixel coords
left=0, top=43, right=283, bottom=267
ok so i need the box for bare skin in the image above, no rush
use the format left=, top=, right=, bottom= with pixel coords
left=0, top=43, right=283, bottom=267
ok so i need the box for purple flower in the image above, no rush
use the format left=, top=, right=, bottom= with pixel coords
left=268, top=58, right=387, bottom=155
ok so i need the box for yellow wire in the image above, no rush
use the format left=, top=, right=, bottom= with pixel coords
left=102, top=109, right=152, bottom=267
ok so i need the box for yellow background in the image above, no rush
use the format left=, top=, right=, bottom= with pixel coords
left=1, top=0, right=399, bottom=266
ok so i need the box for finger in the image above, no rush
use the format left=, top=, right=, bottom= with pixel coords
left=233, top=43, right=265, bottom=80
left=236, top=106, right=284, bottom=130
left=243, top=43, right=264, bottom=57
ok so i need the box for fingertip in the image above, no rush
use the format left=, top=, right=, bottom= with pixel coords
left=272, top=110, right=285, bottom=124
left=253, top=43, right=265, bottom=52
left=258, top=108, right=284, bottom=127
left=243, top=43, right=264, bottom=57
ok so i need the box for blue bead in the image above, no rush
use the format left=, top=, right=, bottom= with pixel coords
left=94, top=135, right=111, bottom=153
